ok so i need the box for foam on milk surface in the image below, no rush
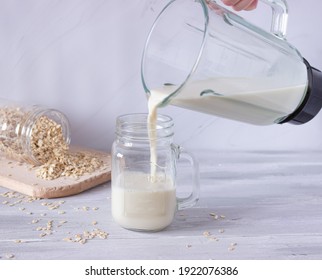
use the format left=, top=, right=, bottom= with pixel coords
left=112, top=171, right=177, bottom=231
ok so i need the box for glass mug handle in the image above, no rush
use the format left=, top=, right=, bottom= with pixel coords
left=171, top=144, right=200, bottom=210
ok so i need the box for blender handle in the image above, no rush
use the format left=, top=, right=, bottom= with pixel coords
left=259, top=0, right=288, bottom=38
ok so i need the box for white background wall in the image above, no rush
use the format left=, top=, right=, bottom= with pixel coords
left=0, top=0, right=321, bottom=153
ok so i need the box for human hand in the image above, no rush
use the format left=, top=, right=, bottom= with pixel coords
left=221, top=0, right=258, bottom=11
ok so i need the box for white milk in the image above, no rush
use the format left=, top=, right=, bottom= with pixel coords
left=112, top=171, right=177, bottom=231
left=147, top=97, right=159, bottom=181
left=149, top=77, right=307, bottom=125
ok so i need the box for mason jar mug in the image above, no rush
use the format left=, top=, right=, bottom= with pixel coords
left=111, top=113, right=200, bottom=232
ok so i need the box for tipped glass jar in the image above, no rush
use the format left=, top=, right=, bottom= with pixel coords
left=0, top=98, right=71, bottom=165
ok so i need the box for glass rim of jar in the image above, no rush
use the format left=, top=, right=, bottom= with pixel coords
left=115, top=113, right=174, bottom=140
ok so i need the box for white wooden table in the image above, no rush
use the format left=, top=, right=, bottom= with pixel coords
left=1, top=150, right=322, bottom=260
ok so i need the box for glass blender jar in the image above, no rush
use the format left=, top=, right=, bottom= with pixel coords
left=141, top=0, right=322, bottom=125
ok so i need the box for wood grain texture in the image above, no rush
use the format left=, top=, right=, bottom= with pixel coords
left=0, top=147, right=111, bottom=198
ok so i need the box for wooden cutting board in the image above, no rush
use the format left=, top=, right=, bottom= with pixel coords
left=0, top=147, right=111, bottom=198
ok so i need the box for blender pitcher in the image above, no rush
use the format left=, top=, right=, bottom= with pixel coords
left=141, top=0, right=322, bottom=125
